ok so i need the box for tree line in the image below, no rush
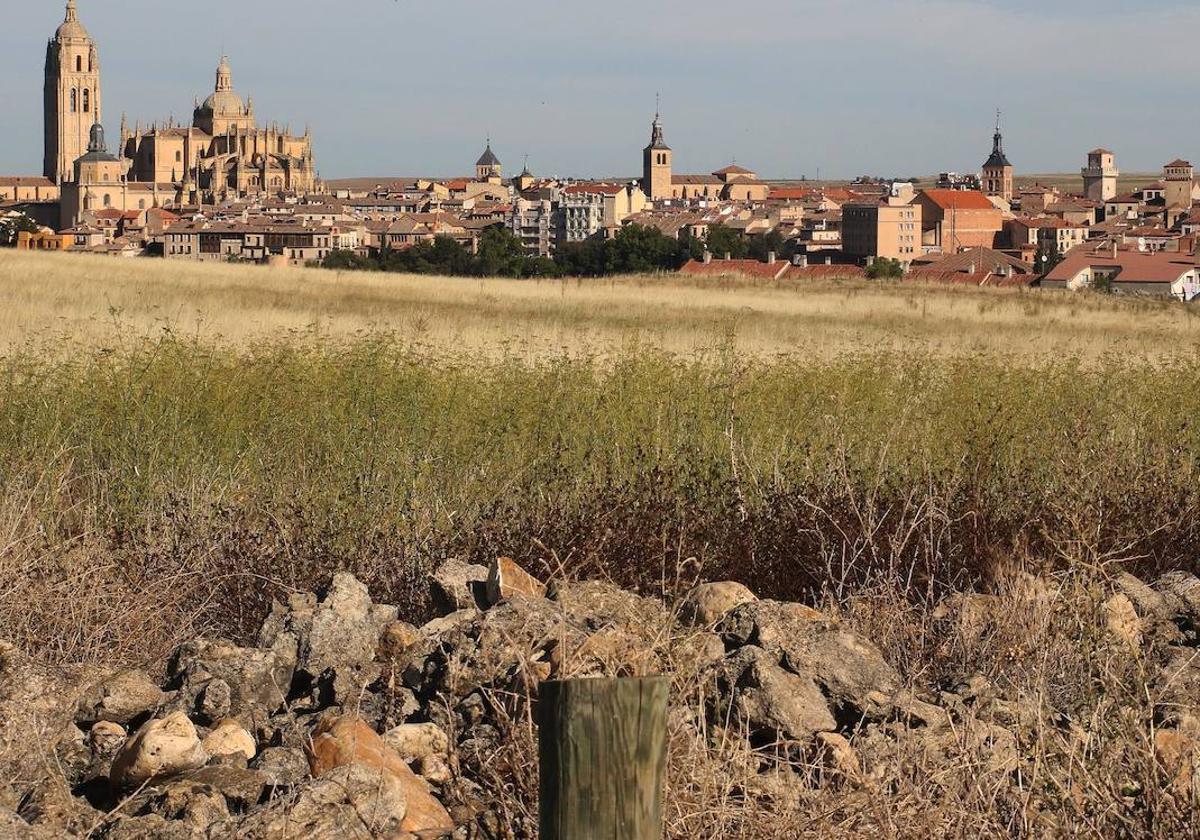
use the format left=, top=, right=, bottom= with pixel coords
left=319, top=222, right=785, bottom=278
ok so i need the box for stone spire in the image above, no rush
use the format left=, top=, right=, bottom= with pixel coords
left=65, top=0, right=78, bottom=22
left=984, top=109, right=1011, bottom=168
left=216, top=55, right=233, bottom=92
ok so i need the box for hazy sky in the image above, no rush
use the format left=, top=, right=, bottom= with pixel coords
left=2, top=0, right=1197, bottom=179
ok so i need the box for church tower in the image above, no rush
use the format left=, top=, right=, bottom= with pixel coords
left=980, top=111, right=1013, bottom=204
left=642, top=110, right=672, bottom=202
left=475, top=140, right=502, bottom=183
left=44, top=0, right=102, bottom=184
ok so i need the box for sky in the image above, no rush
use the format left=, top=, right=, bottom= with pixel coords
left=2, top=0, right=1197, bottom=180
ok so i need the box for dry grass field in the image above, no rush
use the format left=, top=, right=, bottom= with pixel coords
left=2, top=250, right=1199, bottom=836
left=1, top=249, right=1198, bottom=362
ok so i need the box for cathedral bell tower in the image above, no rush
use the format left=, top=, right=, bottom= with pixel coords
left=981, top=110, right=1013, bottom=204
left=44, top=0, right=102, bottom=184
left=642, top=109, right=672, bottom=202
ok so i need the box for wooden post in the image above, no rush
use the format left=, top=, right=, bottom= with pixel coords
left=538, top=677, right=669, bottom=840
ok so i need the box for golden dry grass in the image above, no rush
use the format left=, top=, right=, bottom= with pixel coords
left=3, top=249, right=1199, bottom=362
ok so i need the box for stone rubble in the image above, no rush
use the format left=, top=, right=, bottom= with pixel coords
left=0, top=559, right=1196, bottom=838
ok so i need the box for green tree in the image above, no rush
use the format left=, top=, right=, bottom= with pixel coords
left=474, top=226, right=530, bottom=277
left=704, top=223, right=748, bottom=260
left=1034, top=244, right=1063, bottom=278
left=0, top=213, right=40, bottom=247
left=747, top=230, right=786, bottom=263
left=865, top=257, right=904, bottom=279
left=321, top=249, right=377, bottom=271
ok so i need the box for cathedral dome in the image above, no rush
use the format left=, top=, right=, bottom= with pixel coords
left=55, top=0, right=90, bottom=41
left=198, top=56, right=246, bottom=116
left=200, top=89, right=246, bottom=116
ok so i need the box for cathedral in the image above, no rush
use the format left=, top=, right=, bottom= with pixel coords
left=43, top=0, right=318, bottom=227
left=121, top=56, right=318, bottom=201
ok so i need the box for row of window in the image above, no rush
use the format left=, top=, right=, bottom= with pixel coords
left=69, top=88, right=92, bottom=113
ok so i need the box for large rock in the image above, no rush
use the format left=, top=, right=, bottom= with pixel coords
left=88, top=721, right=127, bottom=759
left=710, top=646, right=836, bottom=744
left=110, top=712, right=208, bottom=790
left=202, top=719, right=257, bottom=760
left=304, top=573, right=398, bottom=676
left=234, top=763, right=410, bottom=840
left=16, top=775, right=99, bottom=836
left=250, top=746, right=311, bottom=791
left=485, top=556, right=546, bottom=606
left=429, top=560, right=489, bottom=615
left=176, top=765, right=271, bottom=812
left=306, top=715, right=454, bottom=835
left=75, top=670, right=164, bottom=726
left=257, top=573, right=397, bottom=690
left=680, top=581, right=757, bottom=627
left=100, top=814, right=195, bottom=840
left=718, top=600, right=900, bottom=721
left=383, top=723, right=450, bottom=762
left=139, top=777, right=229, bottom=832
left=167, top=638, right=293, bottom=721
left=1155, top=571, right=1200, bottom=629
left=1114, top=573, right=1182, bottom=636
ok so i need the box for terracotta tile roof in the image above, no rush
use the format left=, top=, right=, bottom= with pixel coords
left=672, top=175, right=723, bottom=185
left=679, top=260, right=868, bottom=281
left=788, top=264, right=867, bottom=280
left=713, top=165, right=755, bottom=176
left=1089, top=148, right=1114, bottom=155
left=0, top=176, right=55, bottom=188
left=910, top=269, right=1032, bottom=288
left=1045, top=244, right=1198, bottom=284
left=1165, top=159, right=1193, bottom=168
left=912, top=246, right=1034, bottom=275
left=563, top=183, right=624, bottom=196
left=679, top=259, right=789, bottom=280
left=766, top=188, right=816, bottom=201
left=918, top=189, right=998, bottom=211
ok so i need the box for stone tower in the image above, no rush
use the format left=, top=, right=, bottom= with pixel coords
left=1081, top=149, right=1119, bottom=202
left=642, top=111, right=672, bottom=202
left=44, top=0, right=102, bottom=184
left=980, top=111, right=1013, bottom=204
left=1164, top=159, right=1195, bottom=210
left=476, top=141, right=502, bottom=183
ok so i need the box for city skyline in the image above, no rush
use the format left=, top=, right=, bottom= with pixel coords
left=2, top=0, right=1199, bottom=179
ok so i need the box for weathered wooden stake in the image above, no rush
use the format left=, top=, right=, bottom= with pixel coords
left=538, top=676, right=669, bottom=840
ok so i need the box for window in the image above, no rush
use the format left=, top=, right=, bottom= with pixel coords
left=70, top=90, right=77, bottom=112
left=103, top=194, right=111, bottom=207
left=138, top=199, right=146, bottom=209
left=82, top=88, right=89, bottom=112
left=76, top=56, right=82, bottom=72
left=175, top=151, right=182, bottom=162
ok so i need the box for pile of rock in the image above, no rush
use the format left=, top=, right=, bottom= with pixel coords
left=1, top=559, right=1197, bottom=838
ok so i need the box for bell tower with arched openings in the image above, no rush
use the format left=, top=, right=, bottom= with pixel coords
left=44, top=0, right=102, bottom=184
left=641, top=105, right=672, bottom=202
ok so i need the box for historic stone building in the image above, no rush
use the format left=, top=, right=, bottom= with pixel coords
left=1082, top=148, right=1119, bottom=202
left=42, top=2, right=317, bottom=208
left=642, top=112, right=673, bottom=201
left=475, top=142, right=502, bottom=184
left=122, top=56, right=318, bottom=202
left=980, top=113, right=1014, bottom=204
left=44, top=0, right=101, bottom=184
left=58, top=122, right=126, bottom=227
